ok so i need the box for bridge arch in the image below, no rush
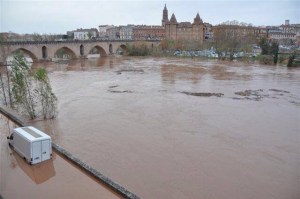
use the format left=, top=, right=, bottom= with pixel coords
left=9, top=48, right=38, bottom=62
left=116, top=44, right=128, bottom=55
left=120, top=44, right=127, bottom=51
left=80, top=44, right=84, bottom=56
left=42, top=46, right=47, bottom=59
left=88, top=45, right=107, bottom=57
left=54, top=47, right=76, bottom=59
left=109, top=44, right=113, bottom=54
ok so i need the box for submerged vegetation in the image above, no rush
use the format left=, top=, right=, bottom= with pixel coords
left=287, top=51, right=300, bottom=67
left=34, top=67, right=57, bottom=119
left=125, top=42, right=153, bottom=56
left=0, top=53, right=57, bottom=119
left=258, top=37, right=279, bottom=65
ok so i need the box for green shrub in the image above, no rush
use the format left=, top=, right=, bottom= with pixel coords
left=126, top=43, right=152, bottom=56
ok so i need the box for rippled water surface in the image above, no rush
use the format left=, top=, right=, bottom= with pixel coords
left=2, top=57, right=300, bottom=199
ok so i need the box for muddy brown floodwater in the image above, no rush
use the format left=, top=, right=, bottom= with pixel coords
left=2, top=57, right=300, bottom=199
left=0, top=116, right=121, bottom=199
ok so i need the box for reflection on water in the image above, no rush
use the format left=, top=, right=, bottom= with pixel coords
left=209, top=64, right=252, bottom=80
left=12, top=151, right=56, bottom=184
left=161, top=64, right=206, bottom=84
left=2, top=57, right=300, bottom=199
left=31, top=57, right=113, bottom=72
left=0, top=115, right=55, bottom=185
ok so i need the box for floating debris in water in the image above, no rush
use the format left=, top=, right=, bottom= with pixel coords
left=108, top=90, right=133, bottom=93
left=235, top=89, right=263, bottom=97
left=234, top=89, right=264, bottom=101
left=180, top=91, right=224, bottom=97
left=269, top=89, right=290, bottom=93
left=115, top=69, right=144, bottom=75
left=108, top=85, right=119, bottom=88
left=289, top=100, right=300, bottom=106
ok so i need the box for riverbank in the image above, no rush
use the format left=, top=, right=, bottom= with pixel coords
left=122, top=43, right=299, bottom=67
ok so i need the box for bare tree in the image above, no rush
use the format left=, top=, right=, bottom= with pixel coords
left=11, top=53, right=36, bottom=119
left=32, top=33, right=43, bottom=41
left=213, top=23, right=256, bottom=60
left=10, top=53, right=58, bottom=119
left=34, top=68, right=57, bottom=119
left=0, top=34, right=13, bottom=106
left=0, top=72, right=8, bottom=106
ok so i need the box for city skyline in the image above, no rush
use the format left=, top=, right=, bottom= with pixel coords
left=1, top=0, right=299, bottom=34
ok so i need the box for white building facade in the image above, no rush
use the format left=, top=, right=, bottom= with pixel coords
left=120, top=25, right=134, bottom=40
left=98, top=25, right=114, bottom=38
left=73, top=28, right=98, bottom=40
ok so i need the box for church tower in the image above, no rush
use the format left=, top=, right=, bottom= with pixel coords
left=165, top=13, right=178, bottom=40
left=192, top=13, right=204, bottom=43
left=162, top=4, right=169, bottom=26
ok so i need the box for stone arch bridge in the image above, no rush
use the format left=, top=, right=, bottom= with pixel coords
left=0, top=40, right=160, bottom=64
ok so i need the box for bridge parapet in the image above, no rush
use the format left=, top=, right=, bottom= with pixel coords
left=1, top=39, right=161, bottom=46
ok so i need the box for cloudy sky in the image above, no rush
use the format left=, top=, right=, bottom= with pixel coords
left=0, top=0, right=299, bottom=34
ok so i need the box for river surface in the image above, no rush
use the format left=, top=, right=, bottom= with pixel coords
left=2, top=57, right=300, bottom=199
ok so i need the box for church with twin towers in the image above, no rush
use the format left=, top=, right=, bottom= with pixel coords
left=161, top=4, right=208, bottom=43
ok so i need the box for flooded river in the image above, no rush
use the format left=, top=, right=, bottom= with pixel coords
left=0, top=116, right=121, bottom=199
left=1, top=57, right=300, bottom=199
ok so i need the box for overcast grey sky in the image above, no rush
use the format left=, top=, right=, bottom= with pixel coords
left=0, top=0, right=299, bottom=34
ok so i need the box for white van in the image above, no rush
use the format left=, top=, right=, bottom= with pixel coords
left=7, top=126, right=52, bottom=165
